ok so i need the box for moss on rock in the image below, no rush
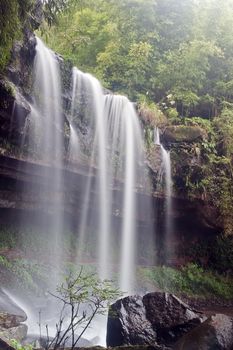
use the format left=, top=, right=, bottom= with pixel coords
left=163, top=125, right=207, bottom=143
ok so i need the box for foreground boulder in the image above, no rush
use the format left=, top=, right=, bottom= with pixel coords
left=107, top=292, right=204, bottom=348
left=174, top=313, right=233, bottom=350
left=0, top=338, right=15, bottom=350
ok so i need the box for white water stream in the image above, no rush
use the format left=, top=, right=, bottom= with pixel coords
left=28, top=37, right=64, bottom=290
left=154, top=127, right=173, bottom=261
left=70, top=69, right=145, bottom=292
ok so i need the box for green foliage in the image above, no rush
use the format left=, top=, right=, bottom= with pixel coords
left=44, top=0, right=158, bottom=99
left=209, top=235, right=233, bottom=272
left=187, top=235, right=233, bottom=274
left=45, top=269, right=121, bottom=349
left=0, top=254, right=48, bottom=293
left=139, top=263, right=233, bottom=299
left=138, top=97, right=167, bottom=128
left=0, top=0, right=33, bottom=72
left=44, top=0, right=233, bottom=117
left=0, top=226, right=17, bottom=249
left=184, top=117, right=216, bottom=155
left=41, top=0, right=68, bottom=27
left=213, top=107, right=233, bottom=157
left=166, top=108, right=179, bottom=123
left=169, top=112, right=233, bottom=235
left=10, top=340, right=32, bottom=350
left=0, top=0, right=20, bottom=71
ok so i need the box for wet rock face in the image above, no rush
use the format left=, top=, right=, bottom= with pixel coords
left=0, top=1, right=42, bottom=152
left=107, top=292, right=204, bottom=348
left=143, top=293, right=204, bottom=346
left=107, top=295, right=157, bottom=347
left=6, top=0, right=43, bottom=92
left=0, top=80, right=31, bottom=145
left=175, top=314, right=233, bottom=350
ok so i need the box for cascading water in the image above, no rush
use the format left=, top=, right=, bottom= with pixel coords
left=104, top=95, right=145, bottom=293
left=70, top=68, right=147, bottom=293
left=27, top=37, right=64, bottom=290
left=154, top=126, right=161, bottom=145
left=32, top=37, right=63, bottom=164
left=69, top=68, right=110, bottom=281
left=68, top=124, right=79, bottom=162
left=154, top=127, right=173, bottom=262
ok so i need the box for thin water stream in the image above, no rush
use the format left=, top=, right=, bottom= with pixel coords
left=154, top=127, right=173, bottom=261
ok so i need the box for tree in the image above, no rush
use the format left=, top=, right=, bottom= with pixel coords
left=41, top=0, right=69, bottom=26
left=43, top=269, right=121, bottom=350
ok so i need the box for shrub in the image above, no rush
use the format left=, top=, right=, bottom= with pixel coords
left=139, top=263, right=233, bottom=300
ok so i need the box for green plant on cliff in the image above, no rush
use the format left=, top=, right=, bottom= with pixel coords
left=138, top=96, right=167, bottom=127
left=170, top=110, right=233, bottom=236
left=214, top=106, right=233, bottom=158
left=0, top=255, right=48, bottom=293
left=186, top=235, right=233, bottom=274
left=0, top=0, right=33, bottom=72
left=10, top=340, right=32, bottom=350
left=0, top=0, right=72, bottom=73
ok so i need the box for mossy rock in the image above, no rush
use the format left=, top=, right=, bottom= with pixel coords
left=0, top=324, right=27, bottom=343
left=163, top=126, right=207, bottom=143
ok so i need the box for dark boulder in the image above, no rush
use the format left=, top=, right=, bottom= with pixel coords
left=107, top=295, right=157, bottom=347
left=107, top=292, right=205, bottom=348
left=174, top=313, right=233, bottom=350
left=0, top=338, right=15, bottom=350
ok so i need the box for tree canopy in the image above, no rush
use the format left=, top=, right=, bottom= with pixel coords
left=45, top=0, right=233, bottom=118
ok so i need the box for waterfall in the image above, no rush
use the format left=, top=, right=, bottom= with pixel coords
left=68, top=124, right=79, bottom=162
left=27, top=37, right=64, bottom=290
left=105, top=95, right=144, bottom=293
left=21, top=40, right=153, bottom=295
left=154, top=126, right=160, bottom=145
left=32, top=37, right=63, bottom=164
left=70, top=68, right=147, bottom=293
left=13, top=37, right=154, bottom=347
left=154, top=127, right=173, bottom=262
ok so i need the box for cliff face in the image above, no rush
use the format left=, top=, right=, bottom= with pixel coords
left=0, top=0, right=42, bottom=152
left=147, top=124, right=222, bottom=263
